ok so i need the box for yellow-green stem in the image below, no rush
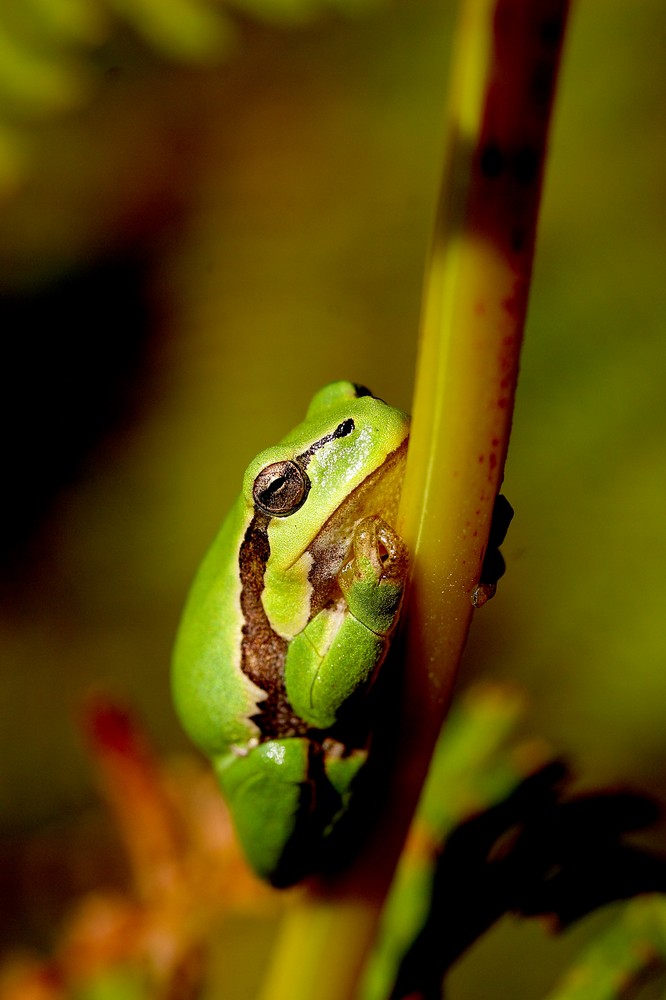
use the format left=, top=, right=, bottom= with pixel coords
left=258, top=2, right=570, bottom=998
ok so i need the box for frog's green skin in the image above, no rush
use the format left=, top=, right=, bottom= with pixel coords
left=172, top=382, right=410, bottom=885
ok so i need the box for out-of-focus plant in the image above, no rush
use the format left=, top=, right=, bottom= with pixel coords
left=0, top=699, right=279, bottom=1000
left=366, top=686, right=666, bottom=1000
left=545, top=896, right=666, bottom=1000
left=0, top=0, right=387, bottom=194
left=361, top=683, right=545, bottom=1000
left=3, top=689, right=665, bottom=1000
left=1, top=689, right=540, bottom=999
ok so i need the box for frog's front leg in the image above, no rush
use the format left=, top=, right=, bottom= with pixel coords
left=285, top=516, right=408, bottom=730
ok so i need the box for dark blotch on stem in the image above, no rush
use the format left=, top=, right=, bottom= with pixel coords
left=513, top=146, right=540, bottom=186
left=531, top=61, right=556, bottom=110
left=510, top=227, right=526, bottom=254
left=480, top=143, right=505, bottom=178
left=540, top=15, right=564, bottom=46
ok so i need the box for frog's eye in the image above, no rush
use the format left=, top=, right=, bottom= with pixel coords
left=252, top=460, right=310, bottom=517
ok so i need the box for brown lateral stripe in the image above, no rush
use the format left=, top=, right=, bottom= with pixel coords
left=238, top=512, right=306, bottom=739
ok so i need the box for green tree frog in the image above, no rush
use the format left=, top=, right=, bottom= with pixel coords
left=172, top=382, right=410, bottom=886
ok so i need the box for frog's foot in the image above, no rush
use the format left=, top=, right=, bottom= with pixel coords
left=338, top=516, right=408, bottom=635
left=472, top=494, right=514, bottom=607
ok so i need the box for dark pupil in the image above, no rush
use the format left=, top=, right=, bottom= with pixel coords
left=261, top=475, right=287, bottom=503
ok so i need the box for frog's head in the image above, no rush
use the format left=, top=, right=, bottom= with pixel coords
left=241, top=382, right=410, bottom=561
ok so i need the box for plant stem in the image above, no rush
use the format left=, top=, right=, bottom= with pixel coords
left=258, top=2, right=570, bottom=998
left=395, top=0, right=571, bottom=866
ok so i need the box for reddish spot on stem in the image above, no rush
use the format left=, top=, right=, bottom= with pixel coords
left=502, top=289, right=523, bottom=320
left=478, top=453, right=485, bottom=463
left=475, top=299, right=487, bottom=315
left=497, top=397, right=508, bottom=409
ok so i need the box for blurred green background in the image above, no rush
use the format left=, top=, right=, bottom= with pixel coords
left=0, top=0, right=665, bottom=996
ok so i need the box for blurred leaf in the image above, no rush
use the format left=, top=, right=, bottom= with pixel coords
left=545, top=896, right=666, bottom=1000
left=390, top=767, right=666, bottom=1000
left=224, top=0, right=382, bottom=26
left=73, top=967, right=148, bottom=1000
left=7, top=0, right=108, bottom=47
left=361, top=683, right=549, bottom=1000
left=0, top=0, right=390, bottom=185
left=0, top=18, right=90, bottom=114
left=107, top=0, right=234, bottom=62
